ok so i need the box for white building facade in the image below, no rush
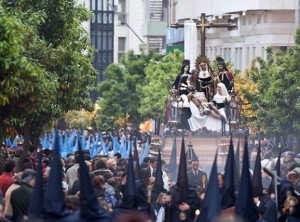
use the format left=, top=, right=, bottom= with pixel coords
left=113, top=0, right=167, bottom=63
left=168, top=0, right=299, bottom=72
left=113, top=0, right=148, bottom=63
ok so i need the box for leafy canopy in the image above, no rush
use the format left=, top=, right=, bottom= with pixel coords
left=245, top=29, right=300, bottom=136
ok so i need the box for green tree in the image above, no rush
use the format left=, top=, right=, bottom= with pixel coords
left=0, top=3, right=49, bottom=144
left=95, top=50, right=161, bottom=131
left=245, top=30, right=300, bottom=138
left=0, top=0, right=97, bottom=149
left=138, top=49, right=183, bottom=118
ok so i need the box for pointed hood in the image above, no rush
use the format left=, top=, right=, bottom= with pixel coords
left=168, top=135, right=177, bottom=183
left=221, top=135, right=237, bottom=209
left=120, top=152, right=137, bottom=209
left=252, top=141, right=263, bottom=196
left=197, top=151, right=221, bottom=222
left=113, top=152, right=156, bottom=221
left=133, top=141, right=140, bottom=180
left=235, top=134, right=259, bottom=221
left=77, top=137, right=111, bottom=221
left=176, top=136, right=188, bottom=202
left=152, top=148, right=165, bottom=203
left=235, top=137, right=240, bottom=178
left=28, top=152, right=44, bottom=220
left=45, top=130, right=77, bottom=221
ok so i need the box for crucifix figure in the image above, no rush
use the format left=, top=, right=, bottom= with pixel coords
left=170, top=13, right=237, bottom=56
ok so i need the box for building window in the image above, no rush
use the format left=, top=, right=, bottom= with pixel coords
left=224, top=48, right=227, bottom=60
left=234, top=47, right=238, bottom=69
left=280, top=46, right=287, bottom=52
left=103, top=13, right=108, bottom=23
left=263, top=13, right=268, bottom=23
left=246, top=47, right=250, bottom=66
left=91, top=12, right=95, bottom=23
left=97, top=12, right=103, bottom=24
left=108, top=13, right=113, bottom=23
left=247, top=15, right=252, bottom=25
left=118, top=37, right=126, bottom=61
left=90, top=0, right=115, bottom=100
left=103, top=0, right=107, bottom=10
left=108, top=31, right=113, bottom=50
left=97, top=31, right=102, bottom=49
left=91, top=31, right=96, bottom=47
left=257, top=14, right=261, bottom=24
left=119, top=0, right=126, bottom=25
left=239, top=47, right=242, bottom=71
left=242, top=17, right=246, bottom=26
left=120, top=0, right=126, bottom=12
left=102, top=32, right=107, bottom=50
left=97, top=0, right=102, bottom=10
left=91, top=0, right=96, bottom=10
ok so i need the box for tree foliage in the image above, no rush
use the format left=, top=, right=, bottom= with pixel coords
left=0, top=3, right=46, bottom=114
left=245, top=29, right=300, bottom=137
left=0, top=0, right=97, bottom=147
left=138, top=50, right=183, bottom=118
left=95, top=50, right=161, bottom=130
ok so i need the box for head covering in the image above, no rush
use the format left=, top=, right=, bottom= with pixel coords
left=197, top=151, right=221, bottom=222
left=112, top=152, right=156, bottom=221
left=252, top=141, right=263, bottom=196
left=216, top=57, right=229, bottom=71
left=28, top=152, right=44, bottom=220
left=221, top=135, right=237, bottom=209
left=170, top=137, right=200, bottom=222
left=191, top=68, right=199, bottom=75
left=235, top=137, right=241, bottom=179
left=235, top=134, right=259, bottom=221
left=176, top=137, right=188, bottom=202
left=182, top=59, right=191, bottom=66
left=168, top=135, right=177, bottom=183
left=45, top=130, right=77, bottom=222
left=119, top=152, right=137, bottom=209
left=217, top=83, right=229, bottom=96
left=76, top=137, right=111, bottom=222
left=180, top=59, right=191, bottom=74
left=152, top=148, right=165, bottom=203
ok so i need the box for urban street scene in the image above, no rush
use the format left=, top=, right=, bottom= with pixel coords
left=0, top=0, right=300, bottom=221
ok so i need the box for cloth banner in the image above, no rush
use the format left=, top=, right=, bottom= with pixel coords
left=184, top=22, right=198, bottom=70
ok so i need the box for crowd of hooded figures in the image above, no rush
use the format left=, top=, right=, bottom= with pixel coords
left=0, top=127, right=299, bottom=222
left=0, top=57, right=299, bottom=222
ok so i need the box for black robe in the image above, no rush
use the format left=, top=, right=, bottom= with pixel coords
left=168, top=185, right=201, bottom=222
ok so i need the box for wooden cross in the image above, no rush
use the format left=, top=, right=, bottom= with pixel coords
left=170, top=13, right=237, bottom=56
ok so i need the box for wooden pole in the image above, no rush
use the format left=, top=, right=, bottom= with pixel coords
left=200, top=13, right=206, bottom=56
